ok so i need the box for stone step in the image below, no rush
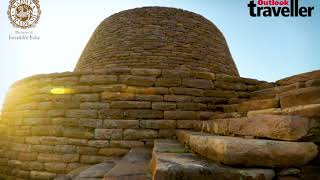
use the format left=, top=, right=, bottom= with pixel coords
left=176, top=130, right=318, bottom=168
left=54, top=161, right=118, bottom=180
left=104, top=147, right=152, bottom=180
left=238, top=98, right=279, bottom=113
left=193, top=114, right=319, bottom=141
left=73, top=160, right=118, bottom=180
left=151, top=139, right=275, bottom=180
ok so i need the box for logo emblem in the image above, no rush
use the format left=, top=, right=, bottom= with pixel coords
left=7, top=0, right=41, bottom=29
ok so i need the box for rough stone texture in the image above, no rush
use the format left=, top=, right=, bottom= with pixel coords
left=177, top=130, right=318, bottom=167
left=0, top=6, right=319, bottom=180
left=238, top=98, right=279, bottom=112
left=151, top=139, right=275, bottom=180
left=279, top=87, right=320, bottom=108
left=104, top=148, right=151, bottom=180
left=276, top=70, right=320, bottom=86
left=194, top=114, right=320, bottom=141
left=75, top=7, right=239, bottom=76
left=73, top=161, right=116, bottom=179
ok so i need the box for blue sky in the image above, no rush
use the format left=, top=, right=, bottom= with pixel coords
left=0, top=0, right=319, bottom=109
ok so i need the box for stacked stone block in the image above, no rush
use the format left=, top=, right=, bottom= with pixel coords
left=0, top=6, right=319, bottom=180
left=180, top=70, right=320, bottom=179
left=75, top=7, right=239, bottom=76
left=0, top=67, right=268, bottom=179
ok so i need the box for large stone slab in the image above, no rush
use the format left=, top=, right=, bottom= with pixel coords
left=176, top=130, right=318, bottom=168
left=238, top=98, right=279, bottom=112
left=194, top=114, right=319, bottom=141
left=104, top=147, right=151, bottom=180
left=72, top=161, right=117, bottom=179
left=279, top=87, right=320, bottom=108
left=151, top=139, right=275, bottom=180
left=276, top=70, right=320, bottom=86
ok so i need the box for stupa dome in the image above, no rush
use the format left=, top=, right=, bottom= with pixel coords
left=75, top=7, right=239, bottom=76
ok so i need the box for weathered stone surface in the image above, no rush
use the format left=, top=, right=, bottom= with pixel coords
left=21, top=161, right=43, bottom=170
left=23, top=118, right=51, bottom=126
left=92, top=84, right=127, bottom=93
left=279, top=87, right=320, bottom=108
left=176, top=120, right=196, bottom=129
left=162, top=69, right=190, bottom=78
left=227, top=115, right=318, bottom=141
left=75, top=161, right=116, bottom=178
left=276, top=70, right=320, bottom=86
left=119, top=75, right=156, bottom=86
left=123, top=129, right=158, bottom=140
left=250, top=88, right=276, bottom=100
left=204, top=90, right=238, bottom=98
left=124, top=110, right=163, bottom=119
left=152, top=139, right=275, bottom=180
left=126, top=86, right=169, bottom=95
left=101, top=92, right=135, bottom=101
left=31, top=126, right=62, bottom=136
left=164, top=111, right=197, bottom=120
left=103, top=119, right=139, bottom=129
left=79, top=75, right=117, bottom=85
left=79, top=118, right=103, bottom=128
left=281, top=104, right=320, bottom=118
left=214, top=81, right=247, bottom=91
left=110, top=140, right=144, bottom=149
left=170, top=87, right=203, bottom=96
left=80, top=102, right=109, bottom=109
left=177, top=103, right=207, bottom=111
left=164, top=95, right=192, bottom=102
left=52, top=76, right=78, bottom=86
left=98, top=109, right=124, bottom=119
left=30, top=170, right=56, bottom=180
left=104, top=148, right=151, bottom=180
left=54, top=145, right=76, bottom=154
left=44, top=162, right=67, bottom=173
left=140, top=120, right=176, bottom=129
left=94, top=129, right=122, bottom=140
left=135, top=94, right=163, bottom=102
left=18, top=152, right=37, bottom=161
left=77, top=147, right=98, bottom=155
left=52, top=118, right=78, bottom=127
left=80, top=155, right=109, bottom=164
left=110, top=101, right=151, bottom=109
left=191, top=71, right=215, bottom=80
left=88, top=140, right=110, bottom=148
left=152, top=102, right=176, bottom=110
left=247, top=108, right=282, bottom=116
left=238, top=98, right=279, bottom=112
left=73, top=94, right=100, bottom=102
left=98, top=148, right=129, bottom=157
left=131, top=68, right=162, bottom=77
left=63, top=128, right=94, bottom=139
left=66, top=110, right=97, bottom=118
left=176, top=130, right=318, bottom=167
left=182, top=78, right=214, bottom=89
left=156, top=77, right=181, bottom=87
left=306, top=78, right=320, bottom=87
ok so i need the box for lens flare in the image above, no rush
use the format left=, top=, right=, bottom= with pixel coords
left=50, top=88, right=75, bottom=95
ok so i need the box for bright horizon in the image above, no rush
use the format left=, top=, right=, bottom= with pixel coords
left=0, top=0, right=319, bottom=111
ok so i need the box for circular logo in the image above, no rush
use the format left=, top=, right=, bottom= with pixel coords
left=7, top=0, right=41, bottom=29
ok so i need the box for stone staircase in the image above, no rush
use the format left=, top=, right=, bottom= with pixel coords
left=55, top=148, right=152, bottom=180
left=151, top=139, right=275, bottom=180
left=54, top=114, right=319, bottom=180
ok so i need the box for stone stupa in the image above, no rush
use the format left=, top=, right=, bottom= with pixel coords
left=0, top=7, right=319, bottom=180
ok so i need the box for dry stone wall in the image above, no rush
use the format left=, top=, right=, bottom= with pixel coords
left=0, top=67, right=266, bottom=179
left=75, top=7, right=239, bottom=76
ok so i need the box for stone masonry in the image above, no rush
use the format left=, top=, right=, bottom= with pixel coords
left=0, top=6, right=319, bottom=180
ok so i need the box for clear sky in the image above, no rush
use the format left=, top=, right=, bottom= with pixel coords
left=0, top=0, right=319, bottom=110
